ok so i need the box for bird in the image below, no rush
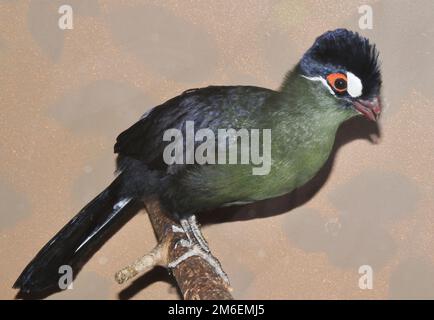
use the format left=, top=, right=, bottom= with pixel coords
left=14, top=28, right=382, bottom=295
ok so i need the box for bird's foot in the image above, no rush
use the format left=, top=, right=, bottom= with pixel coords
left=168, top=239, right=230, bottom=285
left=169, top=215, right=229, bottom=285
left=183, top=215, right=210, bottom=252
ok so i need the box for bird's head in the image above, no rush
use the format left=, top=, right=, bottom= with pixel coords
left=299, top=29, right=382, bottom=121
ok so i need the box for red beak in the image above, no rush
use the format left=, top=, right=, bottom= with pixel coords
left=353, top=96, right=381, bottom=121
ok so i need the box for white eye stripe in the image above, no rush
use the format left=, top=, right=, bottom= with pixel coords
left=346, top=71, right=363, bottom=98
left=301, top=75, right=335, bottom=96
left=302, top=72, right=363, bottom=98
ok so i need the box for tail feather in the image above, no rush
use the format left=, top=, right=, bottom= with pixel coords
left=13, top=175, right=135, bottom=295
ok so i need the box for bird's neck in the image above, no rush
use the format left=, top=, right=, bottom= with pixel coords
left=268, top=67, right=355, bottom=135
left=262, top=66, right=356, bottom=170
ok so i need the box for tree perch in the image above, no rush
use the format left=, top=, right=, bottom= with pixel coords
left=115, top=197, right=233, bottom=300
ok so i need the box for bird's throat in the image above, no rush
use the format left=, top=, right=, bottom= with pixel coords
left=264, top=70, right=354, bottom=190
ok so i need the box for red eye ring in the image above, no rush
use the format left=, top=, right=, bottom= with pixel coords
left=327, top=73, right=347, bottom=93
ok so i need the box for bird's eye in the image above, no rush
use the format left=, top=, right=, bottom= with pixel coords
left=327, top=73, right=347, bottom=93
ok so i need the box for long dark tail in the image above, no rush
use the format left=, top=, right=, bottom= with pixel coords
left=13, top=174, right=136, bottom=295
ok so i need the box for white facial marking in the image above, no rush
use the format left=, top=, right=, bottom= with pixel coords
left=346, top=71, right=363, bottom=97
left=301, top=75, right=335, bottom=96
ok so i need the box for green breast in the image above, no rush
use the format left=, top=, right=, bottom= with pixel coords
left=247, top=122, right=338, bottom=201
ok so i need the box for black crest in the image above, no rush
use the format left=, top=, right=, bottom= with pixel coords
left=301, top=29, right=382, bottom=98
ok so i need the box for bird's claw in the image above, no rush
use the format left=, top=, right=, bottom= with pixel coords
left=169, top=215, right=230, bottom=285
left=168, top=241, right=230, bottom=285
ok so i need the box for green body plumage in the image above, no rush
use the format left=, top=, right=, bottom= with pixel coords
left=167, top=68, right=357, bottom=212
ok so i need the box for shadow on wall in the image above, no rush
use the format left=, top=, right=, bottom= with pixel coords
left=28, top=0, right=100, bottom=61
left=282, top=168, right=418, bottom=270
left=108, top=3, right=218, bottom=83
left=48, top=80, right=155, bottom=141
left=118, top=266, right=179, bottom=300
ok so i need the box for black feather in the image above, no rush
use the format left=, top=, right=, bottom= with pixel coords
left=13, top=175, right=135, bottom=295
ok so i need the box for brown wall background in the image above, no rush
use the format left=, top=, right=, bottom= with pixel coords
left=1, top=0, right=433, bottom=299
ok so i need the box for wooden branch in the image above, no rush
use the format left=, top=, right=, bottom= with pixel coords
left=115, top=197, right=233, bottom=300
